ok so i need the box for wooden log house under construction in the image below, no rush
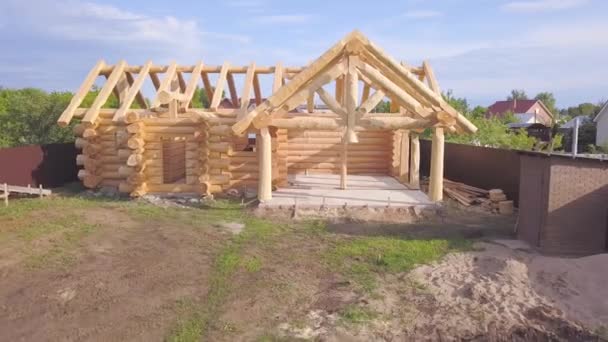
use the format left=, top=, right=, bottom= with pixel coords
left=57, top=31, right=477, bottom=203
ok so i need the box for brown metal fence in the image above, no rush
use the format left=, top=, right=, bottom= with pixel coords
left=420, top=140, right=521, bottom=205
left=0, top=143, right=78, bottom=188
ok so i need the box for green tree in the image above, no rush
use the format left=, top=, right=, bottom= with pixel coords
left=534, top=92, right=557, bottom=117
left=0, top=88, right=75, bottom=147
left=443, top=90, right=469, bottom=114
left=507, top=89, right=528, bottom=101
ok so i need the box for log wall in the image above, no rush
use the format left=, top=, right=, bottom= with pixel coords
left=286, top=130, right=393, bottom=175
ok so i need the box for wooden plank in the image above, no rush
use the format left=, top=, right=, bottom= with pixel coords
left=82, top=60, right=127, bottom=125
left=210, top=62, right=230, bottom=110
left=361, top=84, right=370, bottom=105
left=113, top=60, right=152, bottom=122
left=5, top=184, right=52, bottom=196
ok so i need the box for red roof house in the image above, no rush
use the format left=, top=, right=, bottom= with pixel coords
left=487, top=99, right=554, bottom=127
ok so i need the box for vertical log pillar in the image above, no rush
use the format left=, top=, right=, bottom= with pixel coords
left=340, top=140, right=348, bottom=189
left=399, top=130, right=410, bottom=182
left=409, top=133, right=420, bottom=189
left=258, top=127, right=272, bottom=201
left=428, top=127, right=445, bottom=201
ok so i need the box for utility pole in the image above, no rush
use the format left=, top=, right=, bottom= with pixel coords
left=572, top=117, right=580, bottom=157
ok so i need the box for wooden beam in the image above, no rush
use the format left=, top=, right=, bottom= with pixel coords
left=82, top=60, right=127, bottom=125
left=58, top=60, right=106, bottom=127
left=335, top=75, right=344, bottom=105
left=273, top=62, right=283, bottom=92
left=258, top=127, right=272, bottom=201
left=361, top=84, right=370, bottom=105
left=307, top=93, right=314, bottom=113
left=177, top=71, right=187, bottom=92
left=410, top=134, right=420, bottom=189
left=428, top=127, right=444, bottom=201
left=422, top=60, right=441, bottom=94
left=357, top=62, right=431, bottom=117
left=316, top=87, right=347, bottom=117
left=399, top=130, right=410, bottom=182
left=210, top=62, right=230, bottom=110
left=113, top=60, right=152, bottom=122
left=357, top=89, right=385, bottom=115
left=226, top=71, right=239, bottom=108
left=151, top=61, right=177, bottom=108
left=340, top=139, right=347, bottom=189
left=181, top=61, right=204, bottom=111
left=271, top=117, right=344, bottom=130
left=115, top=74, right=130, bottom=105
left=150, top=72, right=161, bottom=90
left=240, top=62, right=256, bottom=111
left=253, top=72, right=262, bottom=105
left=125, top=71, right=148, bottom=108
left=344, top=55, right=359, bottom=143
left=201, top=70, right=213, bottom=107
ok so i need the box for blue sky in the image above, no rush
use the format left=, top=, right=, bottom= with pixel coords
left=1, top=0, right=606, bottom=108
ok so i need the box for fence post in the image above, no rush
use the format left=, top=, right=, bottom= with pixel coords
left=3, top=183, right=8, bottom=207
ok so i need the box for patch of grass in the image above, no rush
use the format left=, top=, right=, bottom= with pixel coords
left=166, top=212, right=284, bottom=341
left=22, top=215, right=99, bottom=269
left=327, top=236, right=470, bottom=292
left=339, top=305, right=377, bottom=325
left=242, top=256, right=262, bottom=273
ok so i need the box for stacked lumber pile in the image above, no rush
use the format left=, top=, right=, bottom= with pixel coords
left=442, top=179, right=488, bottom=206
left=437, top=179, right=514, bottom=214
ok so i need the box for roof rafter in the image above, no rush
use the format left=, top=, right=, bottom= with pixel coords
left=82, top=59, right=127, bottom=125
left=113, top=60, right=153, bottom=122
left=210, top=62, right=230, bottom=110
left=58, top=59, right=106, bottom=127
left=151, top=61, right=177, bottom=108
left=180, top=61, right=204, bottom=111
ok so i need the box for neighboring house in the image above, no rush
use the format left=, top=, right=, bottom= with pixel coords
left=487, top=99, right=554, bottom=141
left=487, top=99, right=554, bottom=127
left=593, top=101, right=608, bottom=146
left=561, top=115, right=592, bottom=129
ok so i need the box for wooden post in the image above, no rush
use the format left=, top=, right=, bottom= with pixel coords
left=39, top=184, right=43, bottom=198
left=3, top=183, right=8, bottom=207
left=399, top=130, right=410, bottom=182
left=409, top=134, right=420, bottom=189
left=340, top=139, right=348, bottom=189
left=258, top=127, right=272, bottom=201
left=429, top=127, right=445, bottom=201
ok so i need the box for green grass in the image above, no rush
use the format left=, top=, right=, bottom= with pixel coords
left=327, top=236, right=471, bottom=292
left=166, top=212, right=285, bottom=342
left=339, top=305, right=378, bottom=325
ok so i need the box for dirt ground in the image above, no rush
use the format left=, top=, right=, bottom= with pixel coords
left=0, top=195, right=606, bottom=341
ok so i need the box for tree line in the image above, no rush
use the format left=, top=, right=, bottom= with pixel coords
left=0, top=85, right=604, bottom=151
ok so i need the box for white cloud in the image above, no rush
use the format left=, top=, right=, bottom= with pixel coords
left=502, top=0, right=589, bottom=13
left=403, top=10, right=443, bottom=19
left=251, top=14, right=312, bottom=24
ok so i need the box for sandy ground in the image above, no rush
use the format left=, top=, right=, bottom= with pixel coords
left=277, top=241, right=608, bottom=341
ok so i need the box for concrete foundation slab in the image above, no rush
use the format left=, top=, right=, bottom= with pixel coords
left=261, top=174, right=433, bottom=208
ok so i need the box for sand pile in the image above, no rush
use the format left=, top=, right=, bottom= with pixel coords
left=282, top=242, right=608, bottom=341
left=406, top=242, right=607, bottom=339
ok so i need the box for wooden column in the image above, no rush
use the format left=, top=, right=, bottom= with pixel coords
left=258, top=127, right=272, bottom=201
left=409, top=133, right=420, bottom=189
left=428, top=127, right=445, bottom=201
left=399, top=130, right=410, bottom=182
left=340, top=140, right=347, bottom=189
